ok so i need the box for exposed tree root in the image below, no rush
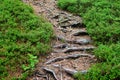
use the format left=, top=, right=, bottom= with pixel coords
left=54, top=46, right=95, bottom=53
left=53, top=43, right=69, bottom=48
left=67, top=39, right=91, bottom=45
left=63, top=67, right=88, bottom=75
left=53, top=64, right=88, bottom=75
left=43, top=67, right=59, bottom=80
left=43, top=65, right=88, bottom=80
left=46, top=54, right=94, bottom=64
left=57, top=35, right=91, bottom=44
left=25, top=0, right=96, bottom=80
left=72, top=30, right=88, bottom=36
left=57, top=27, right=72, bottom=33
left=63, top=67, right=77, bottom=75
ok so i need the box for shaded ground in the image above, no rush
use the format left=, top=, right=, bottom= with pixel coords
left=23, top=0, right=96, bottom=80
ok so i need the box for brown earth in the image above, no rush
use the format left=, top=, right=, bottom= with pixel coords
left=23, top=0, right=96, bottom=80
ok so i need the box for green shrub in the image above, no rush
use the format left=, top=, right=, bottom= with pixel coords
left=83, top=0, right=120, bottom=44
left=58, top=0, right=120, bottom=44
left=94, top=44, right=120, bottom=62
left=0, top=0, right=53, bottom=79
left=57, top=0, right=78, bottom=12
left=74, top=63, right=120, bottom=80
left=57, top=0, right=120, bottom=80
left=75, top=44, right=120, bottom=80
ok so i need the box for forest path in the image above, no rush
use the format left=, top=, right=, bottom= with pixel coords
left=23, top=0, right=96, bottom=80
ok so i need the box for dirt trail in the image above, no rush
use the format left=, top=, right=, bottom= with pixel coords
left=23, top=0, right=96, bottom=80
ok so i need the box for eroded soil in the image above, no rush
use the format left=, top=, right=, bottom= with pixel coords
left=23, top=0, right=96, bottom=80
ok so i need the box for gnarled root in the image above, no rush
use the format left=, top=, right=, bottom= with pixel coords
left=46, top=53, right=94, bottom=64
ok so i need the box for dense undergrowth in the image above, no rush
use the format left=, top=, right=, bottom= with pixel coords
left=0, top=0, right=53, bottom=80
left=58, top=0, right=120, bottom=80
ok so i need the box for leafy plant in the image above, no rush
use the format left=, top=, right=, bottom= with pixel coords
left=22, top=54, right=38, bottom=71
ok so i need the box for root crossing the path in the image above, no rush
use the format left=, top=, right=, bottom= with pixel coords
left=23, top=0, right=96, bottom=80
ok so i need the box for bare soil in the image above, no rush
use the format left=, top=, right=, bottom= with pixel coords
left=23, top=0, right=96, bottom=80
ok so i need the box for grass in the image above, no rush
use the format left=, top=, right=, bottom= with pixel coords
left=57, top=0, right=120, bottom=80
left=0, top=0, right=53, bottom=80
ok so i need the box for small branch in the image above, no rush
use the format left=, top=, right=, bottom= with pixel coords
left=43, top=67, right=59, bottom=80
left=46, top=54, right=94, bottom=64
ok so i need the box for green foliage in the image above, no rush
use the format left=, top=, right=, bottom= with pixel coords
left=75, top=44, right=120, bottom=80
left=22, top=54, right=38, bottom=71
left=74, top=63, right=120, bottom=80
left=58, top=0, right=120, bottom=44
left=94, top=44, right=120, bottom=62
left=58, top=0, right=120, bottom=80
left=0, top=0, right=53, bottom=79
left=57, top=0, right=78, bottom=13
left=83, top=1, right=120, bottom=44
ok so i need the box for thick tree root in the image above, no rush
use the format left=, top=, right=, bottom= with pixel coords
left=67, top=39, right=91, bottom=45
left=54, top=46, right=95, bottom=53
left=72, top=30, right=88, bottom=36
left=62, top=67, right=87, bottom=75
left=57, top=35, right=91, bottom=45
left=53, top=64, right=88, bottom=75
left=57, top=27, right=72, bottom=33
left=46, top=54, right=94, bottom=64
left=43, top=65, right=88, bottom=80
left=25, top=0, right=96, bottom=80
left=43, top=67, right=59, bottom=80
left=53, top=43, right=69, bottom=48
left=33, top=70, right=47, bottom=78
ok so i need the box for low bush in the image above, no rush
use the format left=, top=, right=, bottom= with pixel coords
left=74, top=44, right=120, bottom=80
left=58, top=0, right=120, bottom=80
left=0, top=0, right=53, bottom=79
left=57, top=0, right=78, bottom=13
left=58, top=0, right=120, bottom=44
